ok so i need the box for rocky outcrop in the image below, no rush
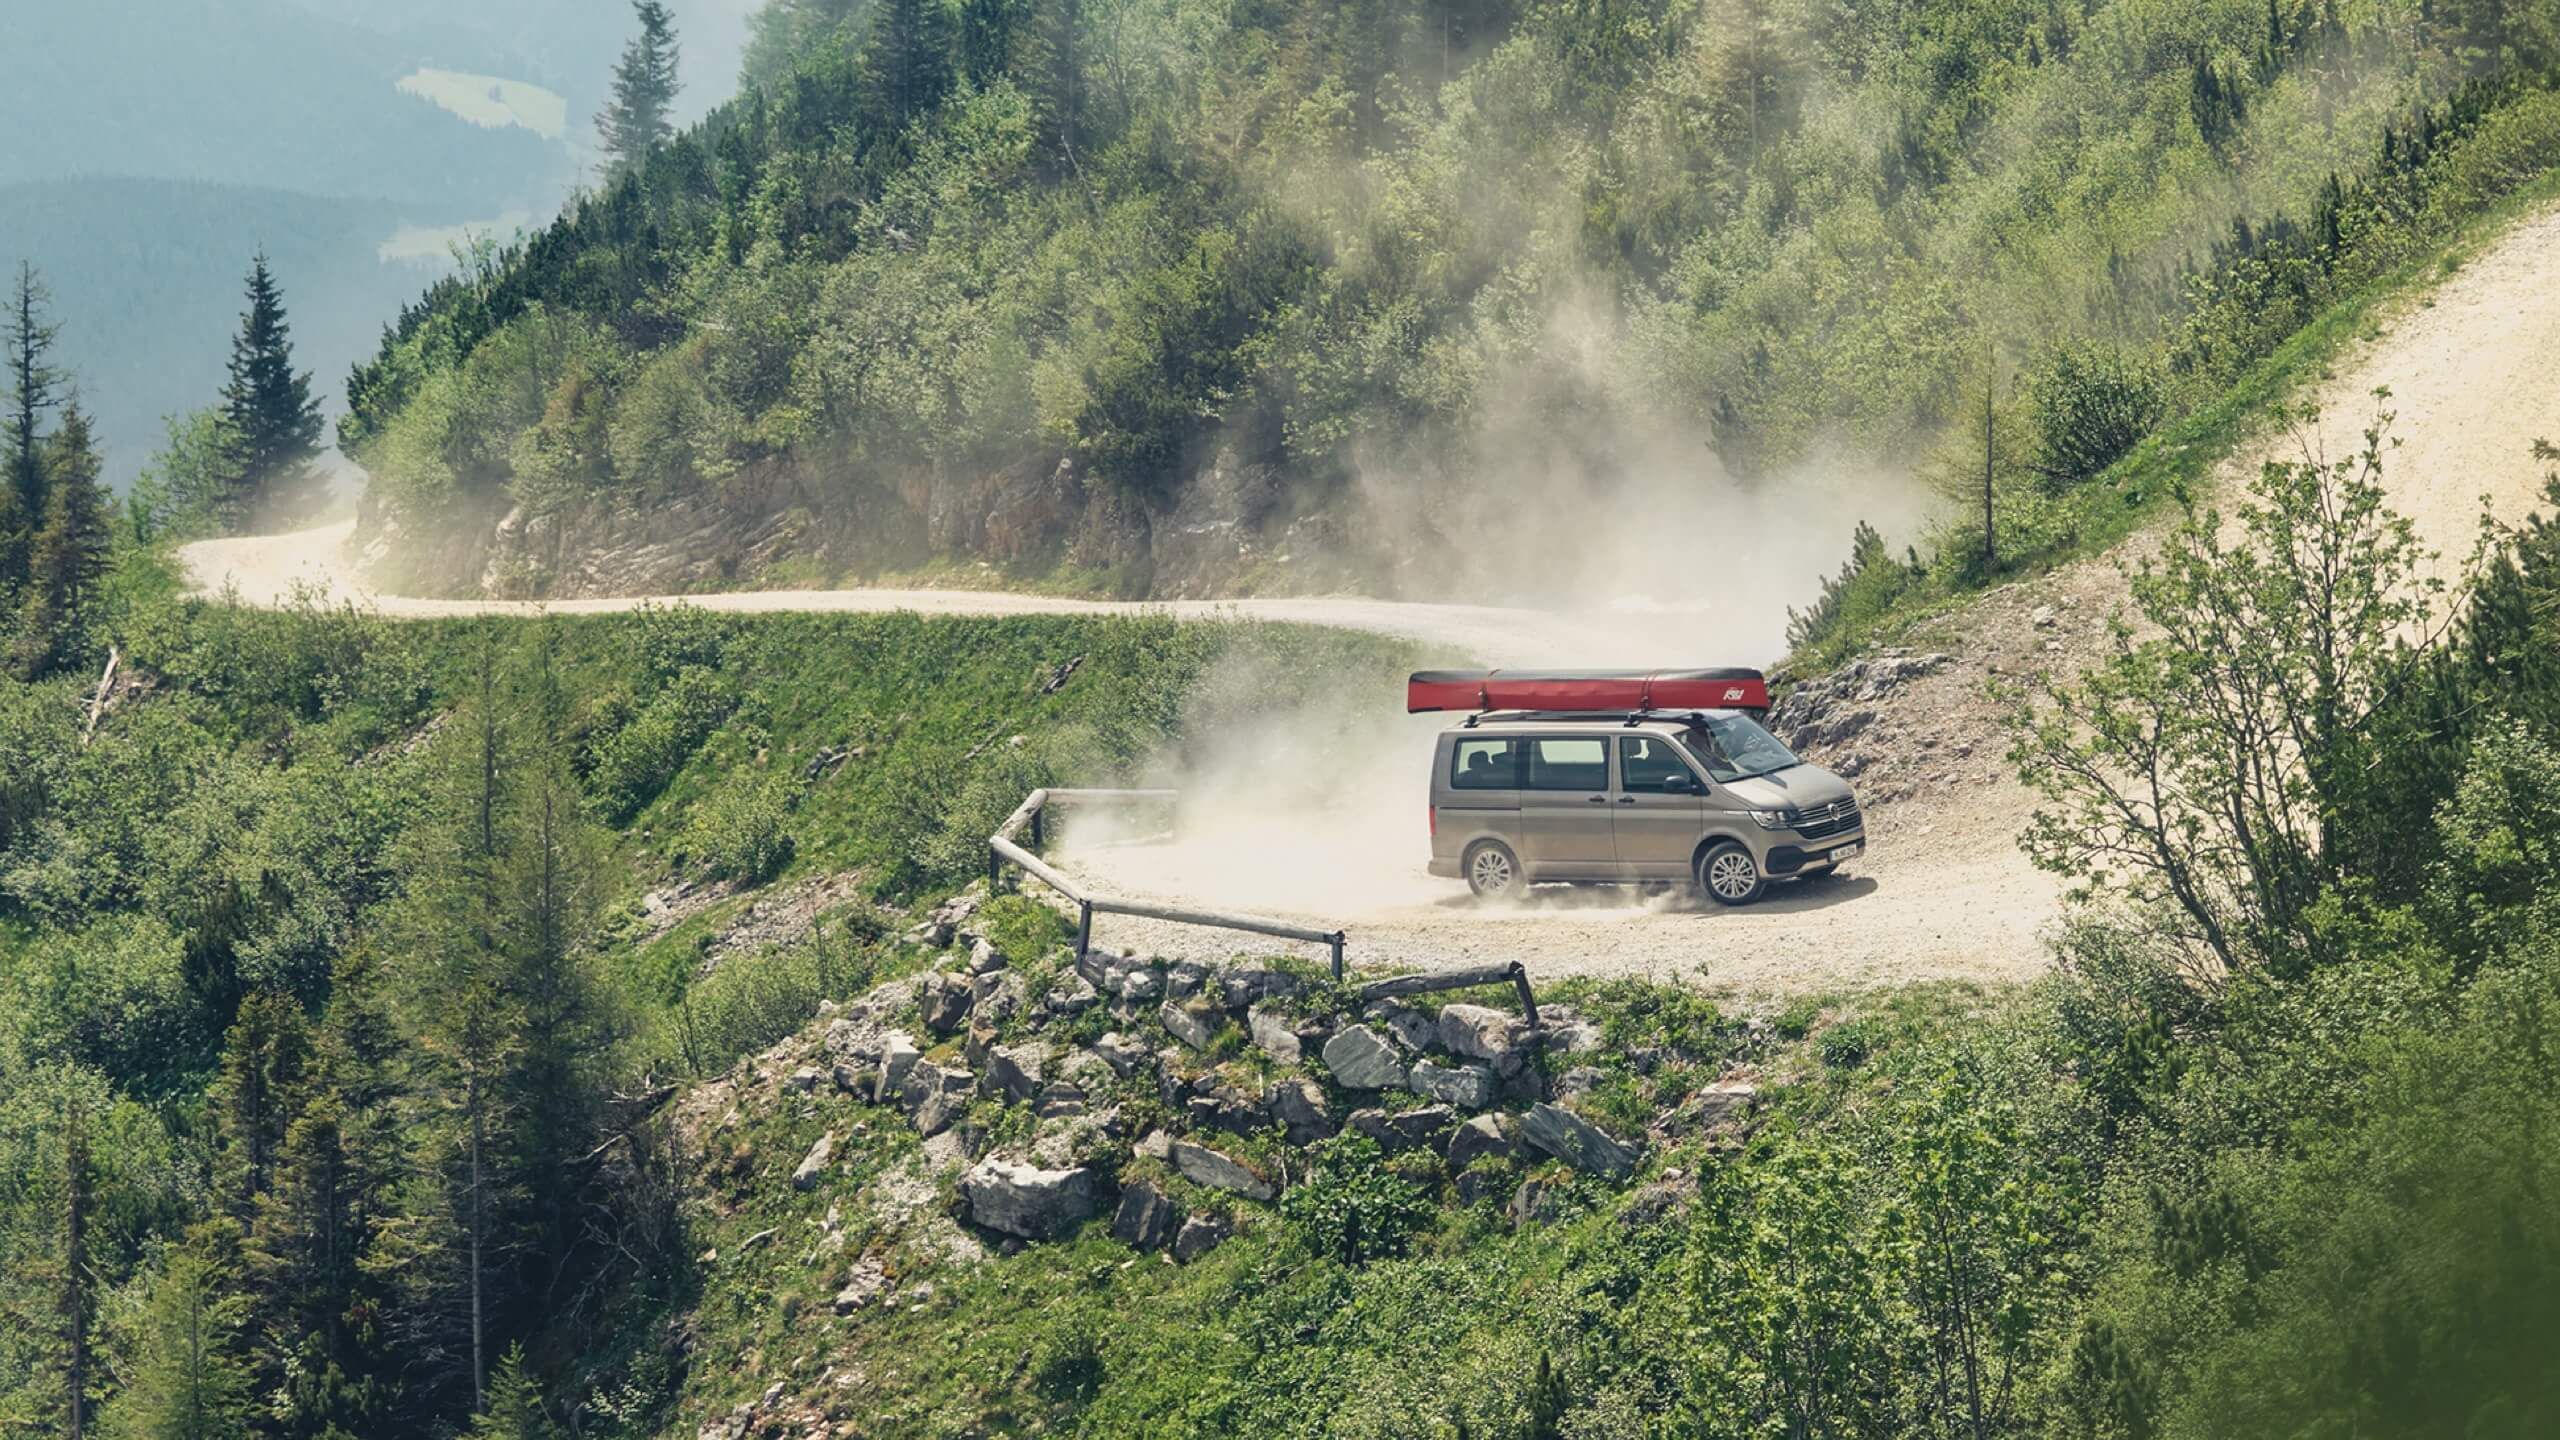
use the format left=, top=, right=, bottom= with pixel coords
left=1410, top=1059, right=1497, bottom=1110
left=1521, top=1103, right=1640, bottom=1179
left=1321, top=1025, right=1407, bottom=1090
left=1111, top=1182, right=1178, bottom=1251
left=959, top=1158, right=1100, bottom=1239
left=1170, top=1140, right=1277, bottom=1202
left=792, top=1133, right=838, bottom=1190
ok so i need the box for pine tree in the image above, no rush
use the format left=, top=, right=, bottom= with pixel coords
left=597, top=2, right=682, bottom=174
left=464, top=1346, right=555, bottom=1440
left=861, top=0, right=956, bottom=137
left=3, top=263, right=62, bottom=593
left=61, top=1094, right=90, bottom=1440
left=210, top=991, right=314, bottom=1224
left=220, top=255, right=323, bottom=529
left=97, top=1224, right=253, bottom=1440
left=15, top=397, right=113, bottom=678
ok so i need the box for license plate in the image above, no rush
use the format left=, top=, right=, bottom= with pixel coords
left=1831, top=842, right=1862, bottom=861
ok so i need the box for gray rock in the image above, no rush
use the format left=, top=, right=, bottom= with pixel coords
left=1438, top=1004, right=1521, bottom=1064
left=1034, top=1082, right=1088, bottom=1120
left=1170, top=1139, right=1277, bottom=1202
left=1366, top=1002, right=1437, bottom=1054
left=1321, top=1025, right=1406, bottom=1090
left=900, top=1063, right=975, bottom=1139
left=1165, top=961, right=1210, bottom=1001
left=791, top=1132, right=837, bottom=1190
left=831, top=1258, right=889, bottom=1314
left=1160, top=998, right=1223, bottom=1051
left=1696, top=1079, right=1760, bottom=1127
left=1247, top=1005, right=1303, bottom=1064
left=918, top=973, right=972, bottom=1036
left=987, top=1043, right=1050, bottom=1103
left=1521, top=1102, right=1640, bottom=1179
left=959, top=1157, right=1099, bottom=1239
left=1346, top=1108, right=1395, bottom=1149
left=971, top=970, right=1026, bottom=1024
left=1171, top=1212, right=1231, bottom=1263
left=1111, top=1181, right=1178, bottom=1251
left=1044, top=975, right=1099, bottom=1015
left=1221, top=968, right=1298, bottom=1012
left=874, top=1032, right=922, bottom=1104
left=1453, top=1167, right=1507, bottom=1205
left=1446, top=1114, right=1513, bottom=1169
left=1556, top=1066, right=1607, bottom=1099
left=1409, top=1059, right=1496, bottom=1110
left=1388, top=1105, right=1458, bottom=1151
left=785, top=1065, right=824, bottom=1094
left=1510, top=1176, right=1567, bottom=1229
left=1092, top=1032, right=1150, bottom=1077
left=1263, top=1080, right=1336, bottom=1144
left=967, top=936, right=1007, bottom=974
left=1118, top=969, right=1164, bottom=1005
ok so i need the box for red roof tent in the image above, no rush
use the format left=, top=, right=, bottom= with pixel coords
left=1407, top=668, right=1770, bottom=715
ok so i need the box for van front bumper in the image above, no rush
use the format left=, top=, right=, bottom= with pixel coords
left=1765, top=832, right=1866, bottom=876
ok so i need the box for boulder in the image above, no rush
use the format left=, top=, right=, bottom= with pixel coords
left=1043, top=975, right=1100, bottom=1016
left=1438, top=1004, right=1522, bottom=1064
left=791, top=1133, right=837, bottom=1190
left=1221, top=968, right=1298, bottom=1012
left=1170, top=1139, right=1277, bottom=1202
left=785, top=1065, right=824, bottom=1094
left=1409, top=1059, right=1496, bottom=1110
left=1263, top=1080, right=1336, bottom=1144
left=1696, top=1079, right=1761, bottom=1127
left=1509, top=1176, right=1567, bottom=1229
left=900, top=1063, right=975, bottom=1139
left=959, top=1157, right=1099, bottom=1239
left=1165, top=961, right=1210, bottom=1001
left=1034, top=1082, right=1088, bottom=1120
left=1171, top=1212, right=1231, bottom=1263
left=1159, top=998, right=1223, bottom=1051
left=1111, top=1181, right=1178, bottom=1251
left=971, top=970, right=1026, bottom=1024
left=1556, top=1066, right=1607, bottom=1099
left=1366, top=1002, right=1437, bottom=1054
left=1446, top=1114, right=1513, bottom=1169
left=1388, top=1105, right=1458, bottom=1151
left=1521, top=1102, right=1640, bottom=1179
left=1118, top=969, right=1164, bottom=1005
left=1247, top=1005, right=1304, bottom=1063
left=967, top=936, right=1007, bottom=975
left=1092, top=1032, right=1151, bottom=1077
left=1321, top=1025, right=1406, bottom=1090
left=918, top=973, right=972, bottom=1036
left=874, top=1032, right=922, bottom=1104
left=987, top=1043, right=1049, bottom=1103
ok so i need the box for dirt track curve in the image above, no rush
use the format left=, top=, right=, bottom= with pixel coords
left=182, top=201, right=2560, bottom=997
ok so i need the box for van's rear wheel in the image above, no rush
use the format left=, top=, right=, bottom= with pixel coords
left=1697, top=842, right=1765, bottom=906
left=1465, top=841, right=1520, bottom=899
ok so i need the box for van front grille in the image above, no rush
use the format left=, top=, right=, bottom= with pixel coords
left=1791, top=799, right=1862, bottom=840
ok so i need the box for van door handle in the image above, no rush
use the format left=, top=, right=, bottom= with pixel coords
left=1616, top=797, right=1635, bottom=804
left=1586, top=794, right=1607, bottom=804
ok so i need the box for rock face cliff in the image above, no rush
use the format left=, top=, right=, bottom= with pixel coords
left=352, top=444, right=1381, bottom=601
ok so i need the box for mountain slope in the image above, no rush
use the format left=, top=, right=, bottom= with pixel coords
left=339, top=0, right=2557, bottom=605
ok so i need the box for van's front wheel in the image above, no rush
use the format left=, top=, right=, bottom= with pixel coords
left=1465, top=841, right=1521, bottom=900
left=1697, top=842, right=1765, bottom=906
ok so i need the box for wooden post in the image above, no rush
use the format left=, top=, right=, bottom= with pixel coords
left=1075, top=901, right=1093, bottom=958
left=1329, top=933, right=1345, bottom=983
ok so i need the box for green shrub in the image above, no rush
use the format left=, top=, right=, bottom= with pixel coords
left=588, top=667, right=739, bottom=822
left=1282, top=1134, right=1435, bottom=1265
left=683, top=770, right=801, bottom=883
left=1785, top=523, right=1922, bottom=654
left=2028, top=343, right=2165, bottom=491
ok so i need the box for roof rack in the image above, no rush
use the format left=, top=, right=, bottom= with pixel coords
left=1458, top=708, right=1725, bottom=729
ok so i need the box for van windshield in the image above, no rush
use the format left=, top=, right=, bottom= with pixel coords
left=1679, top=713, right=1801, bottom=782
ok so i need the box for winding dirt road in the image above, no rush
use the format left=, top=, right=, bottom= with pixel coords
left=181, top=200, right=2560, bottom=996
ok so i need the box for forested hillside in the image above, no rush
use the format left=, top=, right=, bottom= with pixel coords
left=345, top=0, right=2559, bottom=600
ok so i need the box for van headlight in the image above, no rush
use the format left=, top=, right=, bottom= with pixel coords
left=1747, top=809, right=1791, bottom=830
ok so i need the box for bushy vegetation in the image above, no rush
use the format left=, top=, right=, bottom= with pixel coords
left=342, top=0, right=2560, bottom=598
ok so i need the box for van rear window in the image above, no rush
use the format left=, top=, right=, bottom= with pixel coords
left=1527, top=737, right=1608, bottom=791
left=1450, top=738, right=1523, bottom=789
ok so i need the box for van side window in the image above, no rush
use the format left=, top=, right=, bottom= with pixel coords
left=1526, top=737, right=1608, bottom=791
left=1620, top=735, right=1696, bottom=790
left=1450, top=738, right=1522, bottom=789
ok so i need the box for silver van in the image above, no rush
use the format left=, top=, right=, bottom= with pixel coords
left=1426, top=711, right=1865, bottom=904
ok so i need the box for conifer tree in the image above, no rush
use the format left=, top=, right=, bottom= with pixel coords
left=597, top=2, right=682, bottom=173
left=861, top=0, right=956, bottom=136
left=210, top=991, right=314, bottom=1224
left=15, top=397, right=112, bottom=678
left=3, top=263, right=62, bottom=592
left=97, top=1224, right=253, bottom=1440
left=220, top=254, right=323, bottom=529
left=464, top=1347, right=555, bottom=1440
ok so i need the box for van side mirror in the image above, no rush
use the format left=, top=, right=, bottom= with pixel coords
left=1660, top=774, right=1695, bottom=795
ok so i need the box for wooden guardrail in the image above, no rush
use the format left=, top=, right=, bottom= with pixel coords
left=989, top=787, right=1351, bottom=978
